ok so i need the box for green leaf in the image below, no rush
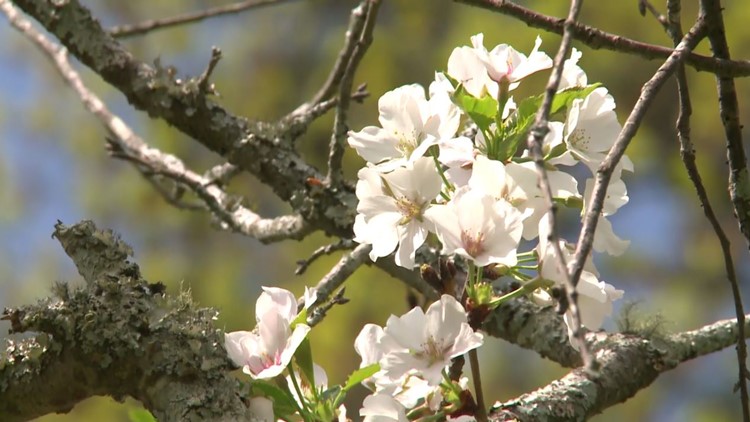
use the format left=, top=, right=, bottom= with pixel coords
left=549, top=83, right=602, bottom=116
left=498, top=84, right=602, bottom=161
left=128, top=409, right=157, bottom=422
left=294, top=337, right=315, bottom=387
left=452, top=86, right=499, bottom=134
left=342, top=363, right=380, bottom=392
left=251, top=380, right=298, bottom=418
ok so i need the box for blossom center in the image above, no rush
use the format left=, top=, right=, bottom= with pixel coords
left=416, top=335, right=449, bottom=366
left=395, top=197, right=424, bottom=224
left=461, top=230, right=486, bottom=257
left=568, top=128, right=589, bottom=151
left=395, top=131, right=420, bottom=157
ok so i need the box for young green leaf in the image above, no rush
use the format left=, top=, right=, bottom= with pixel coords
left=250, top=380, right=298, bottom=418
left=342, top=363, right=380, bottom=392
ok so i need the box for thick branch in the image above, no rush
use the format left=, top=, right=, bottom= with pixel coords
left=0, top=222, right=250, bottom=422
left=0, top=0, right=310, bottom=244
left=490, top=314, right=750, bottom=421
left=9, top=0, right=357, bottom=240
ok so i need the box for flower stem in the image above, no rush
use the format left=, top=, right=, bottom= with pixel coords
left=287, top=368, right=312, bottom=419
left=468, top=349, right=488, bottom=422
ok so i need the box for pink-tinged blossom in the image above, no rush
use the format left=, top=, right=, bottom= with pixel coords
left=379, top=295, right=483, bottom=385
left=353, top=157, right=442, bottom=268
left=224, top=287, right=311, bottom=379
left=425, top=187, right=524, bottom=267
left=447, top=33, right=552, bottom=99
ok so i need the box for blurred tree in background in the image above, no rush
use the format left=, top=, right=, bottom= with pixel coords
left=1, top=1, right=749, bottom=421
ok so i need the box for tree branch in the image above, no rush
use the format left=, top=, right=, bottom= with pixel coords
left=0, top=221, right=251, bottom=422
left=698, top=1, right=750, bottom=418
left=570, top=18, right=706, bottom=293
left=455, top=0, right=750, bottom=78
left=108, top=0, right=298, bottom=38
left=0, top=0, right=311, bottom=244
left=326, top=0, right=381, bottom=184
left=525, top=0, right=592, bottom=370
left=490, top=314, right=750, bottom=421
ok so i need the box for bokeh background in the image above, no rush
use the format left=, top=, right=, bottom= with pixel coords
left=2, top=1, right=750, bottom=421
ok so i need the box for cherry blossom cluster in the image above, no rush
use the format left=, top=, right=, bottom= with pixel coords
left=348, top=33, right=629, bottom=343
left=223, top=34, right=633, bottom=421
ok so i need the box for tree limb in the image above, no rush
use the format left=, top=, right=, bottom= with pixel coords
left=108, top=0, right=299, bottom=39
left=0, top=0, right=311, bottom=244
left=455, top=0, right=750, bottom=78
left=0, top=221, right=251, bottom=422
left=490, top=314, right=750, bottom=421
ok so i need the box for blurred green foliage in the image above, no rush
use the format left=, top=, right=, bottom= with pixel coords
left=1, top=0, right=749, bottom=421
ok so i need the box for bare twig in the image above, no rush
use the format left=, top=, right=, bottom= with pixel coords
left=306, top=287, right=350, bottom=327
left=305, top=243, right=372, bottom=311
left=526, top=0, right=593, bottom=371
left=0, top=0, right=312, bottom=244
left=698, top=1, right=750, bottom=418
left=108, top=0, right=297, bottom=38
left=569, top=20, right=707, bottom=299
left=197, top=47, right=222, bottom=95
left=295, top=239, right=356, bottom=275
left=455, top=0, right=750, bottom=78
left=637, top=0, right=668, bottom=26
left=326, top=0, right=381, bottom=184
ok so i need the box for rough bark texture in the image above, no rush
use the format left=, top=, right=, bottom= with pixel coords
left=1, top=222, right=252, bottom=422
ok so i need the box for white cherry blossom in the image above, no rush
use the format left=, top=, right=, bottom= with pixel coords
left=482, top=35, right=552, bottom=89
left=558, top=47, right=587, bottom=90
left=563, top=87, right=622, bottom=171
left=447, top=33, right=552, bottom=99
left=379, top=295, right=483, bottom=385
left=536, top=217, right=623, bottom=345
left=360, top=393, right=409, bottom=422
left=583, top=178, right=630, bottom=256
left=354, top=157, right=442, bottom=268
left=426, top=187, right=524, bottom=267
left=348, top=84, right=459, bottom=169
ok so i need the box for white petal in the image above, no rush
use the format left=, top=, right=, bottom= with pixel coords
left=257, top=286, right=298, bottom=322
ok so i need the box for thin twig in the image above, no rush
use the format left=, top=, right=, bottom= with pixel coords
left=326, top=0, right=381, bottom=184
left=108, top=0, right=297, bottom=38
left=305, top=243, right=372, bottom=312
left=526, top=0, right=594, bottom=371
left=296, top=239, right=356, bottom=275
left=197, top=47, right=222, bottom=95
left=698, top=1, right=750, bottom=418
left=455, top=0, right=750, bottom=78
left=637, top=0, right=668, bottom=26
left=0, top=0, right=312, bottom=244
left=569, top=20, right=707, bottom=298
